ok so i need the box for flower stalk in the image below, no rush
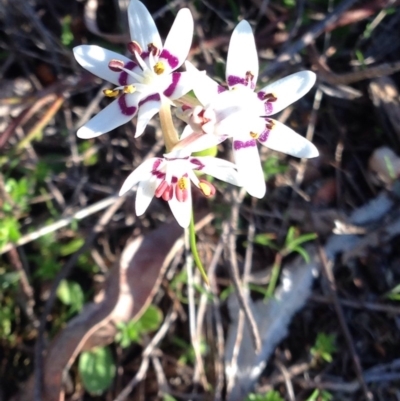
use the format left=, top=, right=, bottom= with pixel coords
left=189, top=212, right=209, bottom=285
left=159, top=99, right=179, bottom=152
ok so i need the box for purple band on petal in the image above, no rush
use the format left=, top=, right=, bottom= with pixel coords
left=152, top=158, right=162, bottom=171
left=118, top=95, right=137, bottom=116
left=258, top=129, right=270, bottom=143
left=164, top=72, right=180, bottom=97
left=190, top=158, right=206, bottom=170
left=265, top=102, right=273, bottom=114
left=152, top=170, right=165, bottom=179
left=227, top=75, right=255, bottom=89
left=217, top=85, right=226, bottom=94
left=118, top=61, right=137, bottom=86
left=139, top=93, right=161, bottom=106
left=227, top=75, right=247, bottom=87
left=171, top=176, right=178, bottom=184
left=160, top=49, right=179, bottom=69
left=233, top=139, right=256, bottom=150
left=257, top=91, right=265, bottom=100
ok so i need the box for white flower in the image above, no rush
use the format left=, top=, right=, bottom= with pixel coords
left=184, top=20, right=318, bottom=198
left=73, top=0, right=194, bottom=139
left=119, top=152, right=241, bottom=227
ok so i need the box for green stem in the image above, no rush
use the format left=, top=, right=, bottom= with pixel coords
left=189, top=212, right=209, bottom=285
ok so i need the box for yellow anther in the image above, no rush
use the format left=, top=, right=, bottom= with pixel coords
left=250, top=131, right=259, bottom=139
left=153, top=61, right=165, bottom=75
left=199, top=182, right=212, bottom=197
left=178, top=177, right=189, bottom=190
left=103, top=89, right=120, bottom=97
left=123, top=85, right=136, bottom=94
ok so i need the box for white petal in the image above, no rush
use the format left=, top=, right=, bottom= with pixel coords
left=233, top=140, right=266, bottom=198
left=77, top=93, right=140, bottom=138
left=185, top=61, right=223, bottom=106
left=226, top=20, right=258, bottom=90
left=164, top=72, right=193, bottom=100
left=258, top=71, right=316, bottom=115
left=180, top=124, right=193, bottom=140
left=192, top=156, right=236, bottom=170
left=258, top=119, right=318, bottom=158
left=73, top=45, right=132, bottom=86
left=119, top=158, right=158, bottom=195
left=183, top=132, right=226, bottom=154
left=161, top=8, right=193, bottom=71
left=128, top=0, right=162, bottom=50
left=135, top=94, right=161, bottom=137
left=135, top=176, right=158, bottom=215
left=168, top=189, right=192, bottom=228
left=194, top=156, right=242, bottom=186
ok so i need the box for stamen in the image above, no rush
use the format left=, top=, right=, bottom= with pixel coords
left=162, top=186, right=173, bottom=201
left=153, top=61, right=165, bottom=75
left=103, top=88, right=120, bottom=97
left=148, top=43, right=160, bottom=57
left=263, top=93, right=278, bottom=102
left=127, top=41, right=142, bottom=55
left=123, top=85, right=136, bottom=94
left=250, top=131, right=259, bottom=139
left=199, top=179, right=216, bottom=197
left=155, top=180, right=172, bottom=200
left=176, top=177, right=189, bottom=202
left=266, top=119, right=275, bottom=130
left=246, top=71, right=254, bottom=84
left=108, top=59, right=125, bottom=71
left=119, top=66, right=145, bottom=82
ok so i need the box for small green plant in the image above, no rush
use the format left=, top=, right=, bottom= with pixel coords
left=115, top=305, right=163, bottom=348
left=311, top=333, right=337, bottom=364
left=306, top=389, right=333, bottom=401
left=78, top=141, right=99, bottom=166
left=31, top=234, right=97, bottom=279
left=254, top=227, right=317, bottom=297
left=172, top=337, right=208, bottom=365
left=263, top=155, right=289, bottom=181
left=0, top=217, right=21, bottom=248
left=61, top=15, right=74, bottom=47
left=245, top=390, right=284, bottom=401
left=3, top=177, right=30, bottom=213
left=163, top=395, right=178, bottom=401
left=0, top=297, right=16, bottom=343
left=385, top=283, right=400, bottom=301
left=57, top=279, right=85, bottom=315
left=79, top=346, right=116, bottom=395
